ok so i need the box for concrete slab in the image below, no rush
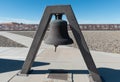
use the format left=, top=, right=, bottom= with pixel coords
left=0, top=32, right=120, bottom=82
left=1, top=47, right=119, bottom=82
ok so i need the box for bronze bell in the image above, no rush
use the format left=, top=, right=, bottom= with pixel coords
left=45, top=14, right=73, bottom=51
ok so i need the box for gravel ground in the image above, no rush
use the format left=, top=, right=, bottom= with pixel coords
left=10, top=31, right=36, bottom=38
left=10, top=31, right=120, bottom=54
left=0, top=35, right=26, bottom=47
left=10, top=31, right=50, bottom=39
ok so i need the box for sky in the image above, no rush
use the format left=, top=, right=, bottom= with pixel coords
left=0, top=0, right=120, bottom=24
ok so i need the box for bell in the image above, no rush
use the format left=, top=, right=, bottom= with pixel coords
left=45, top=14, right=73, bottom=51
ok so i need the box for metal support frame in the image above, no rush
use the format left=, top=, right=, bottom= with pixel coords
left=21, top=5, right=102, bottom=82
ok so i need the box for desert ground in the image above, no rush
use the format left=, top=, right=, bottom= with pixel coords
left=0, top=35, right=25, bottom=47
left=0, top=31, right=120, bottom=54
left=5, top=30, right=120, bottom=54
left=1, top=31, right=120, bottom=82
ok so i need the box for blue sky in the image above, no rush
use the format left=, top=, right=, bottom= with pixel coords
left=0, top=0, right=120, bottom=24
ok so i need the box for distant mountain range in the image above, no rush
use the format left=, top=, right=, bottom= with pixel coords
left=0, top=22, right=120, bottom=31
left=0, top=22, right=38, bottom=31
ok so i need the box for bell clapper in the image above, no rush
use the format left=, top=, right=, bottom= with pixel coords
left=54, top=45, right=58, bottom=52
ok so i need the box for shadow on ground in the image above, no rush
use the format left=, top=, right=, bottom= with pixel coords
left=0, top=58, right=120, bottom=82
left=0, top=58, right=50, bottom=73
left=30, top=68, right=120, bottom=82
left=98, top=68, right=120, bottom=82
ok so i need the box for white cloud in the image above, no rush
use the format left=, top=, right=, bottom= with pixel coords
left=0, top=17, right=39, bottom=24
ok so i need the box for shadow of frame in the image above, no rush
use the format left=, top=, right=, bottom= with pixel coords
left=0, top=58, right=50, bottom=73
left=30, top=68, right=120, bottom=82
left=1, top=58, right=120, bottom=82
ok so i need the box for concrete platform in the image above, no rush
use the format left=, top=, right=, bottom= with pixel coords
left=0, top=32, right=120, bottom=82
left=1, top=47, right=120, bottom=82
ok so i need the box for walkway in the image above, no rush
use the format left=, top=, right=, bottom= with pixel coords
left=0, top=32, right=120, bottom=82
